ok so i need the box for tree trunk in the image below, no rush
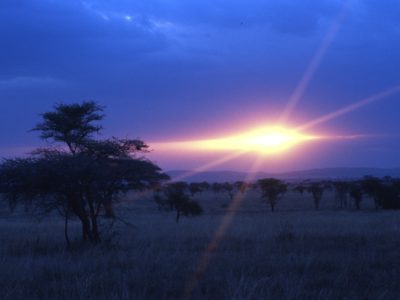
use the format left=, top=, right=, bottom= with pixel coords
left=91, top=215, right=101, bottom=243
left=176, top=210, right=181, bottom=223
left=374, top=197, right=379, bottom=210
left=87, top=193, right=101, bottom=243
left=80, top=215, right=92, bottom=242
left=68, top=197, right=92, bottom=242
left=104, top=200, right=115, bottom=218
left=64, top=212, right=70, bottom=247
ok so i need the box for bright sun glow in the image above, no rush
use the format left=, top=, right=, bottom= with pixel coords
left=155, top=126, right=321, bottom=155
left=199, top=126, right=319, bottom=154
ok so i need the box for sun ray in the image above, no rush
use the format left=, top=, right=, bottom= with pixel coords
left=296, top=85, right=400, bottom=131
left=279, top=0, right=351, bottom=123
left=182, top=155, right=266, bottom=299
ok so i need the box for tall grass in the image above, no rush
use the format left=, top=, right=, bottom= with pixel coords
left=0, top=194, right=399, bottom=299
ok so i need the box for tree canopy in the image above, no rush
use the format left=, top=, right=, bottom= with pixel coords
left=154, top=182, right=203, bottom=223
left=32, top=101, right=104, bottom=154
left=257, top=178, right=287, bottom=212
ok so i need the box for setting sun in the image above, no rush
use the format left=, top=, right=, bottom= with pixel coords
left=199, top=126, right=320, bottom=154
left=154, top=126, right=321, bottom=155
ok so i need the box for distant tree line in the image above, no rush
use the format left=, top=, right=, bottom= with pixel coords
left=159, top=176, right=400, bottom=214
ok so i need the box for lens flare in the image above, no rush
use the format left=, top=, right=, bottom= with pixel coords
left=153, top=126, right=321, bottom=155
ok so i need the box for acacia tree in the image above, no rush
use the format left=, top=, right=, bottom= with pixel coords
left=307, top=182, right=329, bottom=210
left=332, top=181, right=349, bottom=209
left=210, top=182, right=248, bottom=201
left=257, top=178, right=287, bottom=212
left=293, top=183, right=306, bottom=195
left=0, top=155, right=77, bottom=244
left=32, top=101, right=155, bottom=219
left=348, top=181, right=363, bottom=210
left=0, top=101, right=168, bottom=245
left=374, top=177, right=400, bottom=210
left=154, top=182, right=203, bottom=223
left=221, top=182, right=235, bottom=200
left=361, top=176, right=383, bottom=209
left=211, top=182, right=223, bottom=194
left=293, top=181, right=328, bottom=210
left=32, top=101, right=104, bottom=155
left=188, top=182, right=207, bottom=197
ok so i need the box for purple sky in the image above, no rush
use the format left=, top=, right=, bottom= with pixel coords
left=1, top=0, right=400, bottom=172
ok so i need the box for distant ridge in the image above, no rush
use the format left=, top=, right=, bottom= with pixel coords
left=167, top=167, right=400, bottom=182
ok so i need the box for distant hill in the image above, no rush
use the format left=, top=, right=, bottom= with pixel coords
left=166, top=170, right=270, bottom=183
left=167, top=168, right=400, bottom=182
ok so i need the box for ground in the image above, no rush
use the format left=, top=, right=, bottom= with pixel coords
left=0, top=190, right=399, bottom=299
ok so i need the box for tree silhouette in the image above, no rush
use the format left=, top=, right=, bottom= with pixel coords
left=294, top=181, right=332, bottom=210
left=0, top=101, right=168, bottom=245
left=32, top=101, right=104, bottom=155
left=221, top=182, right=235, bottom=200
left=154, top=182, right=203, bottom=223
left=188, top=182, right=205, bottom=197
left=307, top=182, right=329, bottom=210
left=234, top=181, right=250, bottom=194
left=257, top=178, right=287, bottom=212
left=209, top=181, right=248, bottom=202
left=211, top=182, right=223, bottom=194
left=348, top=181, right=363, bottom=210
left=332, top=181, right=349, bottom=209
left=375, top=177, right=400, bottom=209
left=361, top=176, right=383, bottom=209
left=293, top=183, right=306, bottom=195
left=32, top=102, right=113, bottom=216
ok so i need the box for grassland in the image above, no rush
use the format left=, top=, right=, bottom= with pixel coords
left=0, top=191, right=399, bottom=299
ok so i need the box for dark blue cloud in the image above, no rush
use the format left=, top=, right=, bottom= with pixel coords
left=0, top=0, right=168, bottom=80
left=0, top=0, right=343, bottom=83
left=87, top=0, right=342, bottom=38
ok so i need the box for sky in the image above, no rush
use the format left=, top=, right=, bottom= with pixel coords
left=1, top=0, right=400, bottom=172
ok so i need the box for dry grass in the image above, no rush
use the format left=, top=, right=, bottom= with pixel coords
left=0, top=192, right=399, bottom=299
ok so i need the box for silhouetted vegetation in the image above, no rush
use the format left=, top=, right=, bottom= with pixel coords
left=2, top=149, right=400, bottom=299
left=332, top=181, right=349, bottom=209
left=187, top=181, right=210, bottom=197
left=0, top=101, right=168, bottom=245
left=154, top=182, right=203, bottom=223
left=361, top=176, right=383, bottom=209
left=329, top=177, right=400, bottom=210
left=257, top=178, right=288, bottom=212
left=375, top=177, right=400, bottom=209
left=294, top=181, right=330, bottom=210
left=348, top=181, right=363, bottom=209
left=212, top=181, right=248, bottom=201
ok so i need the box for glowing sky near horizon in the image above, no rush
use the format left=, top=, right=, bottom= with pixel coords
left=1, top=0, right=400, bottom=172
left=152, top=125, right=322, bottom=155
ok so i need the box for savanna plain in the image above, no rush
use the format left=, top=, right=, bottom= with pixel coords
left=1, top=190, right=399, bottom=300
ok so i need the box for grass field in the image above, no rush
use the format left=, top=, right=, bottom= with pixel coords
left=0, top=191, right=399, bottom=299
